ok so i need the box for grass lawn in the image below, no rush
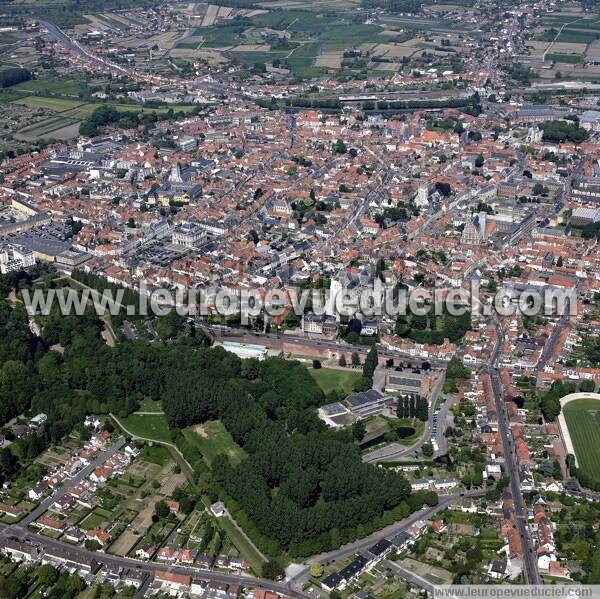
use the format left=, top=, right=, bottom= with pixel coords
left=182, top=421, right=246, bottom=466
left=140, top=444, right=172, bottom=466
left=216, top=512, right=265, bottom=574
left=308, top=367, right=361, bottom=395
left=137, top=398, right=164, bottom=413
left=564, top=398, right=600, bottom=481
left=115, top=413, right=172, bottom=443
left=80, top=509, right=111, bottom=530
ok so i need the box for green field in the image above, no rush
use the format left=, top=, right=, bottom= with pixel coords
left=564, top=398, right=600, bottom=480
left=137, top=398, right=164, bottom=413
left=546, top=53, right=582, bottom=64
left=216, top=510, right=265, bottom=574
left=139, top=444, right=171, bottom=466
left=556, top=29, right=598, bottom=43
left=116, top=413, right=172, bottom=443
left=308, top=367, right=361, bottom=395
left=182, top=421, right=246, bottom=466
left=320, top=24, right=385, bottom=50
left=12, top=96, right=198, bottom=116
left=14, top=96, right=86, bottom=112
left=12, top=77, right=86, bottom=96
left=80, top=508, right=113, bottom=530
left=194, top=23, right=247, bottom=46
left=0, top=32, right=18, bottom=45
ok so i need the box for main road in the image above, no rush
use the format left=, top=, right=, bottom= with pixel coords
left=3, top=432, right=300, bottom=596
left=201, top=324, right=450, bottom=368
left=0, top=524, right=309, bottom=599
left=489, top=323, right=540, bottom=585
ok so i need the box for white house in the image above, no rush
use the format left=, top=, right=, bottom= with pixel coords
left=210, top=501, right=226, bottom=517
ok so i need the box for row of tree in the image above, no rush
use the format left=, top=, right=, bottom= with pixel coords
left=396, top=395, right=428, bottom=420
left=0, top=68, right=31, bottom=89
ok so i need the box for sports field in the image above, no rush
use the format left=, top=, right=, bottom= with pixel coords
left=563, top=398, right=600, bottom=480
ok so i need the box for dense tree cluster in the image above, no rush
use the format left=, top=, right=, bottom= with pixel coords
left=0, top=272, right=426, bottom=558
left=540, top=380, right=577, bottom=422
left=79, top=105, right=161, bottom=137
left=443, top=356, right=471, bottom=393
left=555, top=500, right=600, bottom=582
left=160, top=350, right=420, bottom=557
left=361, top=0, right=422, bottom=12
left=394, top=305, right=471, bottom=345
left=0, top=562, right=88, bottom=599
left=541, top=120, right=589, bottom=144
left=0, top=68, right=32, bottom=89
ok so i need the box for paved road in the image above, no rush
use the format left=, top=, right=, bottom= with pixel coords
left=0, top=524, right=308, bottom=599
left=39, top=20, right=127, bottom=76
left=287, top=490, right=485, bottom=589
left=489, top=324, right=540, bottom=585
left=21, top=437, right=126, bottom=526
left=536, top=294, right=574, bottom=370
left=431, top=391, right=454, bottom=456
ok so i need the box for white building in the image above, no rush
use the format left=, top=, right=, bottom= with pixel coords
left=217, top=341, right=281, bottom=360
left=0, top=244, right=36, bottom=274
left=415, top=182, right=429, bottom=208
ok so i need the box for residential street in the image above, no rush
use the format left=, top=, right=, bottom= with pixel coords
left=19, top=437, right=126, bottom=527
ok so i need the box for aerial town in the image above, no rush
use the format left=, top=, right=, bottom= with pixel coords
left=0, top=0, right=599, bottom=596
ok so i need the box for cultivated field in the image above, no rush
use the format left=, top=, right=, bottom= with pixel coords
left=563, top=398, right=600, bottom=480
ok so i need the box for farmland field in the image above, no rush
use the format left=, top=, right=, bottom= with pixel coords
left=563, top=398, right=600, bottom=480
left=13, top=96, right=85, bottom=112
left=556, top=29, right=599, bottom=43
left=13, top=96, right=197, bottom=115
left=15, top=116, right=79, bottom=141
left=12, top=77, right=86, bottom=96
left=546, top=53, right=582, bottom=63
